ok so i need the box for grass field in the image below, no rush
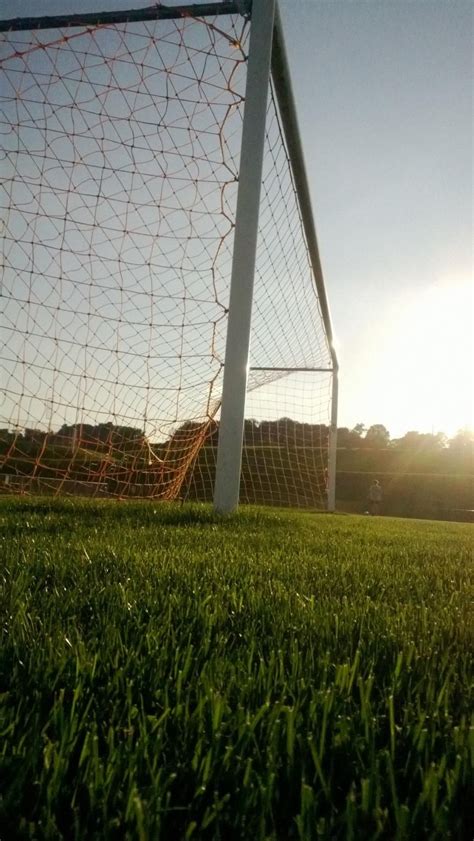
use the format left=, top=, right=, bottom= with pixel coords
left=1, top=498, right=472, bottom=840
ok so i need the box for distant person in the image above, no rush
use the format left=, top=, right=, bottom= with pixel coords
left=368, top=479, right=383, bottom=515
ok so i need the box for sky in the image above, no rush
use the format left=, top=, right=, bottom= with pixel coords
left=1, top=0, right=472, bottom=440
left=279, top=0, right=473, bottom=437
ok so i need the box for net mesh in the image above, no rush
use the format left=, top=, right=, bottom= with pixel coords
left=0, top=7, right=332, bottom=507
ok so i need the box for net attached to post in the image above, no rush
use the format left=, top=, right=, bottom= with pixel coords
left=0, top=5, right=332, bottom=507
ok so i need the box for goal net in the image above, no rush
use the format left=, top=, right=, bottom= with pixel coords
left=0, top=3, right=334, bottom=508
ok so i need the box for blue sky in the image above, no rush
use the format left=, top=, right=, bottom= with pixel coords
left=281, top=0, right=472, bottom=436
left=1, top=0, right=472, bottom=438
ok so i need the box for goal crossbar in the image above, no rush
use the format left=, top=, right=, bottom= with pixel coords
left=0, top=3, right=251, bottom=32
left=249, top=367, right=334, bottom=373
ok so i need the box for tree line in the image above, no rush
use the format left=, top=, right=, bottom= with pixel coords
left=0, top=420, right=472, bottom=455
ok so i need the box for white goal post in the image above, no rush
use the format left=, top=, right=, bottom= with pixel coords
left=214, top=0, right=338, bottom=512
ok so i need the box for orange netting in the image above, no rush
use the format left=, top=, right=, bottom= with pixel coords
left=0, top=7, right=332, bottom=507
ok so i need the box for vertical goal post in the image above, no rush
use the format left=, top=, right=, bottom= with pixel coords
left=214, top=0, right=339, bottom=512
left=0, top=0, right=338, bottom=510
left=213, top=0, right=276, bottom=514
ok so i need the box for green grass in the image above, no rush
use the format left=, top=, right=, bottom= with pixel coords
left=1, top=498, right=473, bottom=840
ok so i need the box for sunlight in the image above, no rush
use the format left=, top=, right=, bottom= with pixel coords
left=345, top=278, right=473, bottom=438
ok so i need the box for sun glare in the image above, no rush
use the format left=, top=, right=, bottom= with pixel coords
left=347, top=279, right=473, bottom=438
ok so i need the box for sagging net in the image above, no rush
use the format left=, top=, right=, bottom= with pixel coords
left=0, top=6, right=332, bottom=507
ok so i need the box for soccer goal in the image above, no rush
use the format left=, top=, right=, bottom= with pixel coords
left=0, top=0, right=338, bottom=511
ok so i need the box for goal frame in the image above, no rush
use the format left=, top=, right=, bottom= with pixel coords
left=0, top=0, right=339, bottom=513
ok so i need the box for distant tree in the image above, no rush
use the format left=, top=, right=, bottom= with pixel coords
left=258, top=420, right=280, bottom=444
left=432, top=432, right=448, bottom=450
left=24, top=428, right=48, bottom=444
left=337, top=427, right=363, bottom=448
left=243, top=419, right=258, bottom=445
left=448, top=428, right=474, bottom=453
left=244, top=419, right=259, bottom=433
left=168, top=420, right=219, bottom=449
left=0, top=429, right=17, bottom=445
left=169, top=421, right=204, bottom=440
left=352, top=423, right=366, bottom=438
left=392, top=431, right=447, bottom=451
left=365, top=424, right=390, bottom=448
left=337, top=427, right=351, bottom=447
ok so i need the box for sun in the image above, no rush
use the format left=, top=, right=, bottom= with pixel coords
left=350, top=278, right=473, bottom=438
left=390, top=279, right=472, bottom=436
